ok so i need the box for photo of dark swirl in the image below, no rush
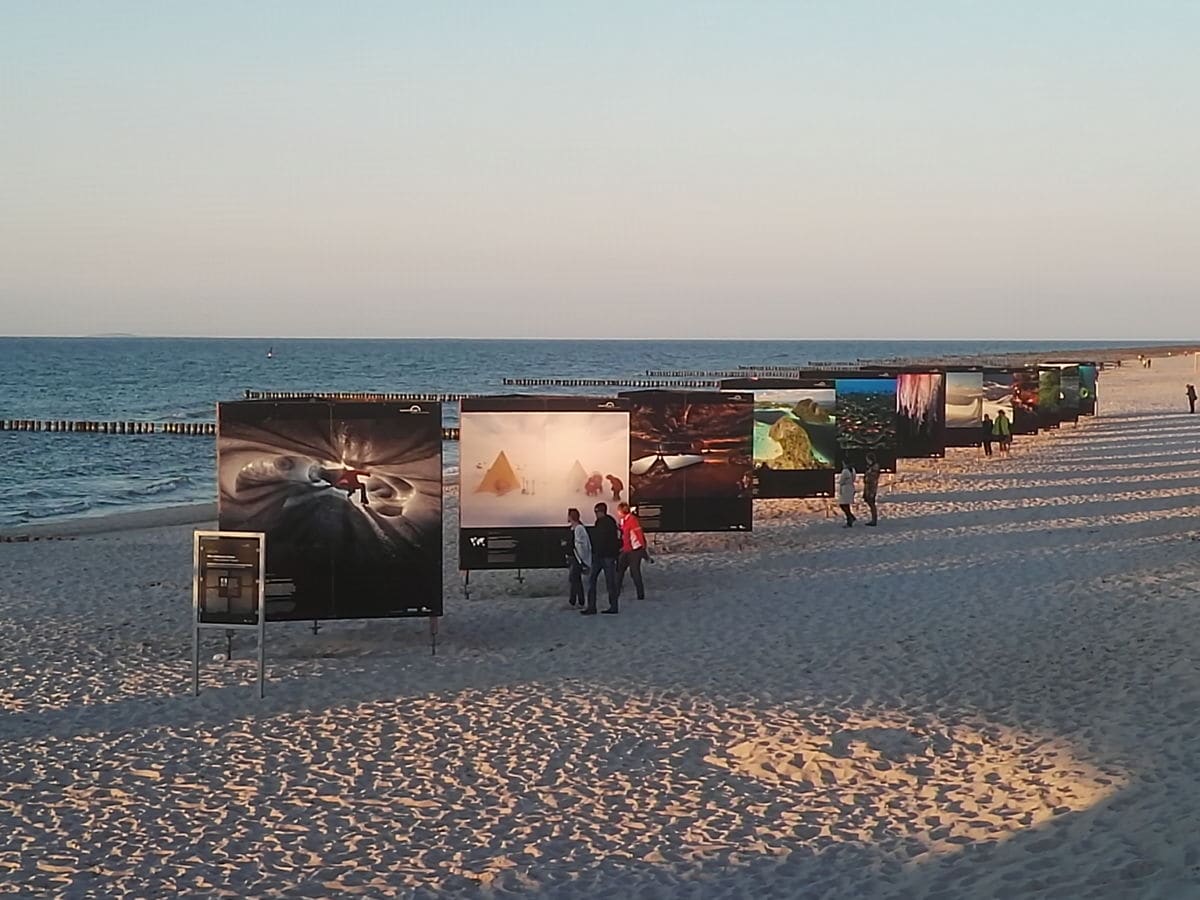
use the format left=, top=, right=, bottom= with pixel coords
left=218, top=401, right=443, bottom=620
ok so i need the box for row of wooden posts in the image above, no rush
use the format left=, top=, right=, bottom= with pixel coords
left=0, top=419, right=462, bottom=440
left=243, top=390, right=475, bottom=402
left=0, top=420, right=216, bottom=435
left=500, top=377, right=720, bottom=388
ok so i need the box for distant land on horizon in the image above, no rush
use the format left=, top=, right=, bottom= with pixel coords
left=5, top=334, right=1193, bottom=344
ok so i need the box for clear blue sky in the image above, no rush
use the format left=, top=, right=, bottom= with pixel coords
left=3, top=2, right=1197, bottom=339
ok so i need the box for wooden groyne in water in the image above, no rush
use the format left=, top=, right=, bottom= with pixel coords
left=0, top=420, right=215, bottom=435
left=500, top=377, right=721, bottom=389
left=243, top=390, right=475, bottom=402
left=0, top=419, right=462, bottom=441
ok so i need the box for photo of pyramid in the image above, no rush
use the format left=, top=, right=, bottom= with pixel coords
left=460, top=409, right=630, bottom=527
left=477, top=451, right=520, bottom=496
left=565, top=459, right=588, bottom=492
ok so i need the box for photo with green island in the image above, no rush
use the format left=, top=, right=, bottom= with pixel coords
left=753, top=389, right=837, bottom=471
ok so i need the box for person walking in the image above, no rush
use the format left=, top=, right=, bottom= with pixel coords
left=862, top=453, right=881, bottom=526
left=993, top=409, right=1012, bottom=455
left=566, top=507, right=592, bottom=608
left=981, top=414, right=993, bottom=457
left=616, top=501, right=649, bottom=601
left=836, top=461, right=857, bottom=527
left=582, top=502, right=621, bottom=615
left=1187, top=384, right=1197, bottom=413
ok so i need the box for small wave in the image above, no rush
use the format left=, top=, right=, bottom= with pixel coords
left=114, top=475, right=193, bottom=499
left=23, top=498, right=93, bottom=520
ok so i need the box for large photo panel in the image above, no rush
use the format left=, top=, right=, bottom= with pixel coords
left=1038, top=368, right=1064, bottom=429
left=721, top=378, right=836, bottom=498
left=458, top=396, right=631, bottom=569
left=1078, top=363, right=1098, bottom=416
left=835, top=376, right=898, bottom=471
left=895, top=371, right=946, bottom=459
left=621, top=390, right=754, bottom=532
left=1012, top=369, right=1040, bottom=435
left=1058, top=365, right=1081, bottom=423
left=982, top=370, right=1015, bottom=432
left=218, top=400, right=443, bottom=620
left=944, top=370, right=984, bottom=447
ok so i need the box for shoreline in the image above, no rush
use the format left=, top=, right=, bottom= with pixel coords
left=0, top=502, right=217, bottom=540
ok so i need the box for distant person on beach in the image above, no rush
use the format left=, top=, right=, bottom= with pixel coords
left=981, top=414, right=993, bottom=457
left=1188, top=385, right=1197, bottom=413
left=862, top=453, right=881, bottom=527
left=566, top=508, right=592, bottom=608
left=837, top=462, right=857, bottom=527
left=993, top=410, right=1012, bottom=455
left=615, top=501, right=649, bottom=601
left=583, top=502, right=620, bottom=615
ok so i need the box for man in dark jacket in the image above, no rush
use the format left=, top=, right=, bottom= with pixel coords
left=583, top=502, right=621, bottom=615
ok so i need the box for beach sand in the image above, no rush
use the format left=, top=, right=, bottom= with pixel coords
left=3, top=355, right=1200, bottom=897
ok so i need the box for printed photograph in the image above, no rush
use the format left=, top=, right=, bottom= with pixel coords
left=628, top=393, right=753, bottom=500
left=753, top=389, right=837, bottom=472
left=1059, top=366, right=1081, bottom=417
left=896, top=372, right=945, bottom=458
left=460, top=410, right=630, bottom=527
left=1012, top=370, right=1040, bottom=434
left=835, top=378, right=898, bottom=463
left=945, top=372, right=984, bottom=429
left=1039, top=369, right=1063, bottom=425
left=982, top=371, right=1015, bottom=422
left=1079, top=364, right=1098, bottom=414
left=218, top=402, right=443, bottom=619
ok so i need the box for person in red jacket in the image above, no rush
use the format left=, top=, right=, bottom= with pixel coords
left=616, top=501, right=650, bottom=601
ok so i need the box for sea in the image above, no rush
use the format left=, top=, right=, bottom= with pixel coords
left=0, top=337, right=1150, bottom=528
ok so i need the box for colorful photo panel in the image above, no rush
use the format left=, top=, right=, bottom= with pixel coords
left=945, top=371, right=984, bottom=447
left=218, top=401, right=443, bottom=620
left=896, top=371, right=946, bottom=459
left=1012, top=369, right=1040, bottom=435
left=982, top=370, right=1015, bottom=435
left=1079, top=364, right=1098, bottom=415
left=622, top=390, right=754, bottom=532
left=835, top=377, right=898, bottom=471
left=1038, top=368, right=1063, bottom=429
left=459, top=396, right=630, bottom=570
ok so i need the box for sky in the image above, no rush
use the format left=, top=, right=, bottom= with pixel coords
left=2, top=1, right=1198, bottom=340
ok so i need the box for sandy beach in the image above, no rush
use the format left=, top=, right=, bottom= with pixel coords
left=4, top=354, right=1200, bottom=897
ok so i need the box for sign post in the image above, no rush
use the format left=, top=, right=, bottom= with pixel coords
left=192, top=531, right=266, bottom=698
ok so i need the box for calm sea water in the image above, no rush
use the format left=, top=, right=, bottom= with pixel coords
left=0, top=337, right=1144, bottom=527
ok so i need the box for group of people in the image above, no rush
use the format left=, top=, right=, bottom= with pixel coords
left=836, top=452, right=881, bottom=528
left=981, top=409, right=1012, bottom=457
left=566, top=501, right=650, bottom=615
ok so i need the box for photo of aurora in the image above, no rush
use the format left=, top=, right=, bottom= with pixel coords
left=835, top=378, right=897, bottom=468
left=753, top=389, right=836, bottom=471
left=945, top=372, right=983, bottom=429
left=218, top=402, right=443, bottom=620
left=1012, top=370, right=1040, bottom=434
left=982, top=371, right=1015, bottom=422
left=1039, top=369, right=1063, bottom=427
left=895, top=372, right=945, bottom=458
left=1079, top=364, right=1098, bottom=415
left=628, top=394, right=753, bottom=500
